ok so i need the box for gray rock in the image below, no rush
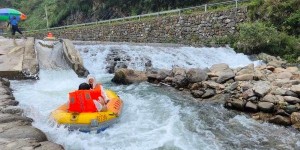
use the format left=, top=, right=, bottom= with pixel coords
left=234, top=74, right=253, bottom=81
left=0, top=114, right=33, bottom=124
left=258, top=102, right=274, bottom=112
left=284, top=105, right=298, bottom=114
left=186, top=68, right=208, bottom=83
left=271, top=87, right=287, bottom=96
left=157, top=69, right=171, bottom=80
left=253, top=81, right=271, bottom=97
left=245, top=101, right=258, bottom=112
left=191, top=90, right=204, bottom=98
left=284, top=90, right=298, bottom=97
left=201, top=89, right=215, bottom=98
left=261, top=94, right=278, bottom=104
left=216, top=69, right=235, bottom=83
left=36, top=141, right=64, bottom=150
left=226, top=99, right=246, bottom=110
left=283, top=96, right=300, bottom=104
left=0, top=126, right=47, bottom=142
left=0, top=78, right=10, bottom=87
left=225, top=82, right=238, bottom=92
left=275, top=109, right=290, bottom=117
left=291, top=85, right=300, bottom=94
left=269, top=115, right=291, bottom=126
left=242, top=89, right=255, bottom=99
left=0, top=106, right=23, bottom=115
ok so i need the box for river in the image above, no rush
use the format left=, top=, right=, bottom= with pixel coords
left=11, top=43, right=300, bottom=150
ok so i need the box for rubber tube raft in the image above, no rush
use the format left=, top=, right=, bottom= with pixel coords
left=51, top=89, right=123, bottom=133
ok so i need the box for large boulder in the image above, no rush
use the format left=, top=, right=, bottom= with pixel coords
left=186, top=68, right=208, bottom=83
left=112, top=68, right=147, bottom=84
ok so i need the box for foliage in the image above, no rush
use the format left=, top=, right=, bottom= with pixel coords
left=248, top=0, right=300, bottom=37
left=233, top=22, right=300, bottom=62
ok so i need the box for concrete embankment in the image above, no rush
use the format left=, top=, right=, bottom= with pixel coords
left=0, top=37, right=38, bottom=79
left=0, top=77, right=63, bottom=150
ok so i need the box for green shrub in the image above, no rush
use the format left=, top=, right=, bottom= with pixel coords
left=233, top=22, right=300, bottom=62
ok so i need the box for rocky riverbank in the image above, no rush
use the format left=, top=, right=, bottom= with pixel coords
left=0, top=77, right=63, bottom=150
left=111, top=53, right=300, bottom=129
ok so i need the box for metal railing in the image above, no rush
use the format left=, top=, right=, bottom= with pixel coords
left=24, top=0, right=250, bottom=33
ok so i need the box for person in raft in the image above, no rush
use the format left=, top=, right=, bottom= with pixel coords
left=87, top=75, right=109, bottom=103
left=68, top=75, right=109, bottom=112
left=78, top=82, right=107, bottom=112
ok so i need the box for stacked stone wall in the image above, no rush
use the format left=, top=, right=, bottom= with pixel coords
left=28, top=8, right=248, bottom=45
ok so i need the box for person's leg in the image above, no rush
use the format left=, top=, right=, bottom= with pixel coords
left=11, top=26, right=17, bottom=45
left=15, top=26, right=25, bottom=38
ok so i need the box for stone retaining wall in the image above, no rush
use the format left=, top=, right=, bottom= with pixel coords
left=0, top=78, right=64, bottom=150
left=27, top=7, right=247, bottom=45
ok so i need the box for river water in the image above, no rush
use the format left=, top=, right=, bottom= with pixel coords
left=11, top=43, right=300, bottom=150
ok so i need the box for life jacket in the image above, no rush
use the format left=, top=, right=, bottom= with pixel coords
left=68, top=90, right=98, bottom=112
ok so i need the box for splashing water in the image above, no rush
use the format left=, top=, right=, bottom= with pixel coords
left=11, top=43, right=297, bottom=150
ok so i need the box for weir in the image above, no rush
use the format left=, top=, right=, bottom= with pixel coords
left=10, top=43, right=300, bottom=150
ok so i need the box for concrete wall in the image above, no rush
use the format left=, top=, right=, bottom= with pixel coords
left=28, top=8, right=248, bottom=45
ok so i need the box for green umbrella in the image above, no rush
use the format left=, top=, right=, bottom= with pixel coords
left=0, top=8, right=27, bottom=21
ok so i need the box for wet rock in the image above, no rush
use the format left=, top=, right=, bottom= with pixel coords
left=0, top=87, right=10, bottom=95
left=36, top=141, right=64, bottom=150
left=0, top=99, right=19, bottom=106
left=186, top=68, right=208, bottom=83
left=0, top=126, right=47, bottom=142
left=0, top=114, right=33, bottom=124
left=269, top=115, right=291, bottom=126
left=258, top=102, right=274, bottom=113
left=201, top=89, right=215, bottom=98
left=245, top=101, right=258, bottom=112
left=0, top=106, right=23, bottom=115
left=114, top=62, right=128, bottom=72
left=0, top=78, right=10, bottom=87
left=225, top=99, right=246, bottom=110
left=157, top=69, right=171, bottom=81
left=112, top=68, right=147, bottom=84
left=275, top=109, right=290, bottom=117
left=284, top=105, right=298, bottom=114
left=191, top=90, right=204, bottom=98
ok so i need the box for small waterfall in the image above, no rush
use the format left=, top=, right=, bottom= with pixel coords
left=35, top=40, right=70, bottom=70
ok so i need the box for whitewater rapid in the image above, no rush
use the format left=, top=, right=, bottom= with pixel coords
left=11, top=44, right=299, bottom=150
